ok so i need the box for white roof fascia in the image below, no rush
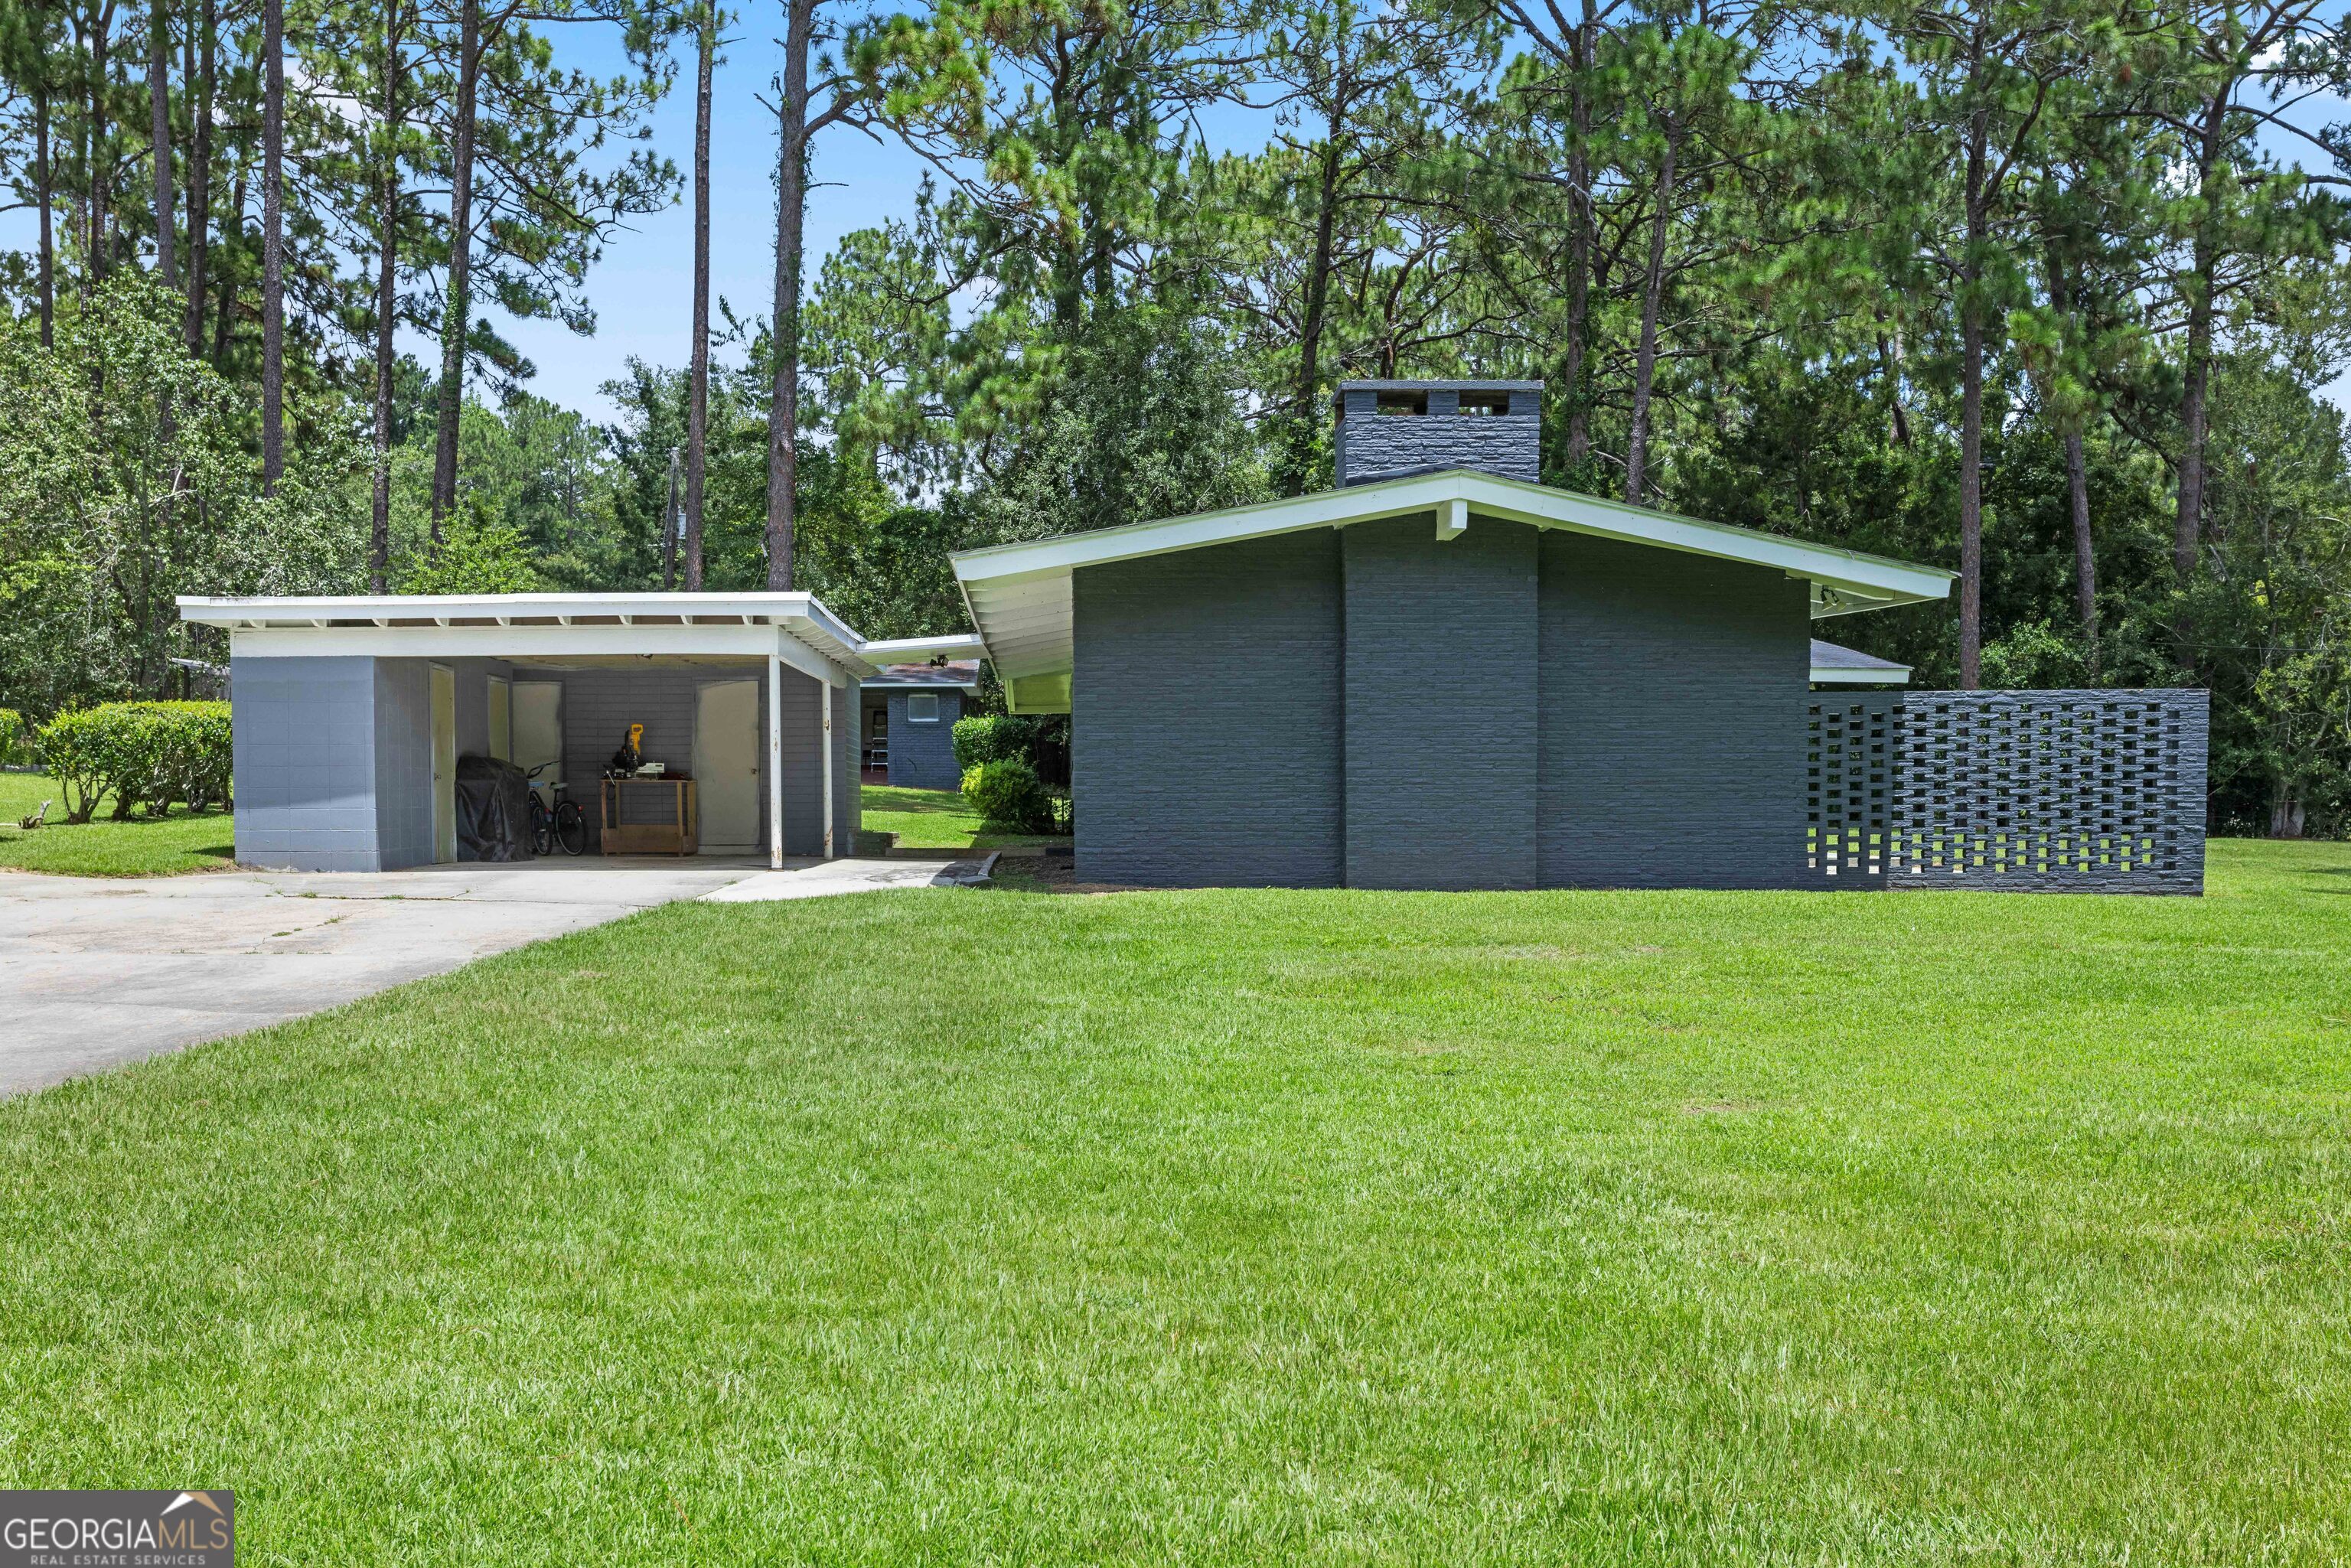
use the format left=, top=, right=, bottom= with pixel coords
left=951, top=471, right=1953, bottom=683
left=176, top=592, right=879, bottom=678
left=863, top=632, right=986, bottom=661
left=1810, top=664, right=1912, bottom=685
left=951, top=471, right=1953, bottom=607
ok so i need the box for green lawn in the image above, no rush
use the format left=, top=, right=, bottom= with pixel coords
left=0, top=769, right=235, bottom=876
left=860, top=781, right=1068, bottom=849
left=5, top=841, right=2351, bottom=1562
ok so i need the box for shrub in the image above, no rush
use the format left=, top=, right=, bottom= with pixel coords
left=36, top=701, right=232, bottom=823
left=0, top=708, right=24, bottom=767
left=960, top=756, right=1056, bottom=833
left=952, top=712, right=1033, bottom=771
left=952, top=712, right=1071, bottom=785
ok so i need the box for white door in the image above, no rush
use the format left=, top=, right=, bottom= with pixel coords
left=487, top=676, right=512, bottom=762
left=512, top=681, right=562, bottom=799
left=694, top=680, right=760, bottom=852
left=429, top=663, right=458, bottom=862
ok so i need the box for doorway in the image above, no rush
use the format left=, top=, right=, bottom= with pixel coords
left=429, top=663, right=457, bottom=862
left=693, top=679, right=760, bottom=852
left=512, top=681, right=562, bottom=797
left=487, top=675, right=512, bottom=762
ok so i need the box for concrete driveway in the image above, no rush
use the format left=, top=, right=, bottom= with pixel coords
left=0, top=855, right=992, bottom=1098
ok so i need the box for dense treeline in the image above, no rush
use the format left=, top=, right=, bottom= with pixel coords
left=3, top=0, right=2350, bottom=833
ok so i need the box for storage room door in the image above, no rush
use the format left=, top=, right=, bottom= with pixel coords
left=693, top=680, right=760, bottom=852
left=512, top=681, right=562, bottom=791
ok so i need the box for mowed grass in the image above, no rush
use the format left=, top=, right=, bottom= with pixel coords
left=0, top=769, right=235, bottom=876
left=860, top=781, right=1066, bottom=849
left=4, top=841, right=2351, bottom=1563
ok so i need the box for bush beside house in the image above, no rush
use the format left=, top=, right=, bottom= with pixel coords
left=954, top=715, right=1071, bottom=834
left=37, top=701, right=233, bottom=822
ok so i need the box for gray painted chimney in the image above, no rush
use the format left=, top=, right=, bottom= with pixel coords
left=1334, top=380, right=1543, bottom=487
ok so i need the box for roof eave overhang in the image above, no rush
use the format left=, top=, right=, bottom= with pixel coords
left=174, top=593, right=880, bottom=680
left=951, top=470, right=1953, bottom=687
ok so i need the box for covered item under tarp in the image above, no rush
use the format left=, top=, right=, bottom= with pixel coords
left=455, top=754, right=535, bottom=862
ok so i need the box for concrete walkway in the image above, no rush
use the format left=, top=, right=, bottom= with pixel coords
left=0, top=854, right=991, bottom=1098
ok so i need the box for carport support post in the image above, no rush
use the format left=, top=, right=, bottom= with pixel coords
left=768, top=651, right=784, bottom=869
left=821, top=677, right=835, bottom=858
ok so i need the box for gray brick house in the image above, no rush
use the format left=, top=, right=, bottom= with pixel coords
left=951, top=379, right=1959, bottom=890
left=859, top=646, right=982, bottom=791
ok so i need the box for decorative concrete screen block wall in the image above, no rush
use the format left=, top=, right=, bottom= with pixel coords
left=1804, top=692, right=1898, bottom=885
left=1893, top=689, right=2207, bottom=892
left=1805, top=689, right=2208, bottom=893
left=1335, top=382, right=1542, bottom=487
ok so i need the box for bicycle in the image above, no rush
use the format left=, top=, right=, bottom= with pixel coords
left=527, top=761, right=588, bottom=856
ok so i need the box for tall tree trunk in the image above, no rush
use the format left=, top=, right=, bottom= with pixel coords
left=2066, top=424, right=2097, bottom=668
left=2174, top=99, right=2225, bottom=586
left=765, top=0, right=812, bottom=591
left=1290, top=126, right=1342, bottom=494
left=370, top=11, right=403, bottom=592
left=149, top=0, right=174, bottom=284
left=1561, top=0, right=1595, bottom=468
left=429, top=0, right=481, bottom=546
left=184, top=0, right=212, bottom=352
left=1958, top=294, right=1984, bottom=689
left=212, top=155, right=242, bottom=368
left=1875, top=330, right=1912, bottom=447
left=260, top=0, right=284, bottom=489
left=90, top=5, right=111, bottom=281
left=1623, top=124, right=1676, bottom=506
left=35, top=84, right=55, bottom=347
left=683, top=0, right=713, bottom=590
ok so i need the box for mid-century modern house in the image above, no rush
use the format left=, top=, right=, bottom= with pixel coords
left=950, top=378, right=1968, bottom=891
left=173, top=594, right=968, bottom=872
left=857, top=634, right=984, bottom=791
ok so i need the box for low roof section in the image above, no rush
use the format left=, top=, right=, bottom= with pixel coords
left=1809, top=640, right=1912, bottom=686
left=951, top=469, right=1955, bottom=713
left=860, top=633, right=985, bottom=693
left=177, top=591, right=881, bottom=686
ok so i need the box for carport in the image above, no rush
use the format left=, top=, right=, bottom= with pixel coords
left=178, top=592, right=878, bottom=872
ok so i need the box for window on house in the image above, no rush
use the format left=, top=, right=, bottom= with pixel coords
left=908, top=693, right=940, bottom=722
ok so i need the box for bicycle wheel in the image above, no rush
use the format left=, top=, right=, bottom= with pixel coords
left=530, top=796, right=553, bottom=856
left=554, top=799, right=588, bottom=856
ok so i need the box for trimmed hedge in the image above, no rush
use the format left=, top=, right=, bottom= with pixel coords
left=960, top=756, right=1056, bottom=834
left=37, top=701, right=233, bottom=823
left=951, top=713, right=1034, bottom=770
left=0, top=708, right=24, bottom=768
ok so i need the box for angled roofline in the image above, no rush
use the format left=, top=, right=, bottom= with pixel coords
left=951, top=470, right=1952, bottom=708
left=954, top=469, right=1951, bottom=605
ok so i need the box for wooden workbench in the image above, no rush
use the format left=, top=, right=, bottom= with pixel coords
left=599, top=774, right=699, bottom=856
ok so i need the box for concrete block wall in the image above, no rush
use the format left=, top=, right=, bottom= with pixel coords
left=1342, top=517, right=1538, bottom=889
left=1074, top=530, right=1345, bottom=887
left=1335, top=383, right=1541, bottom=487
left=231, top=655, right=383, bottom=872
left=373, top=659, right=434, bottom=869
left=883, top=689, right=964, bottom=791
left=1069, top=515, right=1813, bottom=890
left=1535, top=534, right=1808, bottom=888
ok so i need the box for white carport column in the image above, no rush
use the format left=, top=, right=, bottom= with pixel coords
left=768, top=650, right=785, bottom=869
left=821, top=677, right=835, bottom=858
